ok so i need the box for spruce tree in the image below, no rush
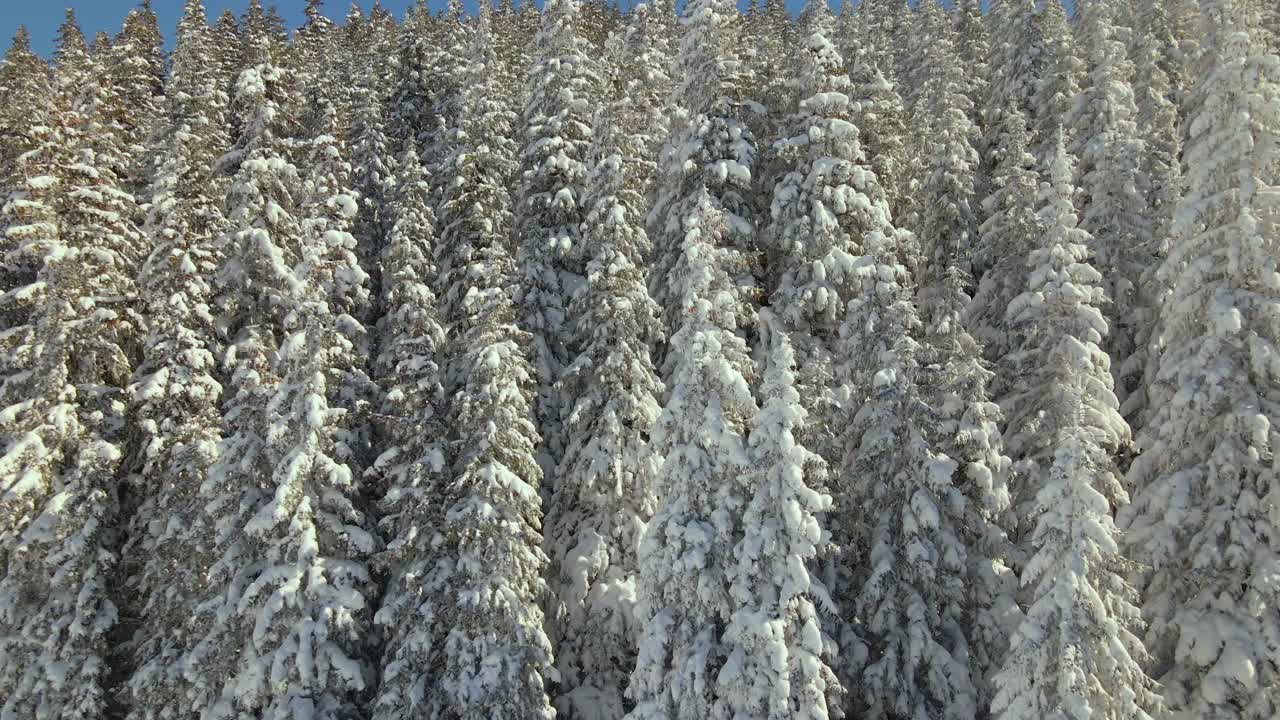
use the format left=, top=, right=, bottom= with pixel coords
left=717, top=330, right=842, bottom=719
left=548, top=96, right=664, bottom=720
left=123, top=3, right=231, bottom=716
left=188, top=58, right=375, bottom=720
left=765, top=27, right=888, bottom=463
left=992, top=139, right=1160, bottom=720
left=648, top=0, right=761, bottom=361
left=968, top=105, right=1041, bottom=368
left=1124, top=3, right=1280, bottom=716
left=420, top=10, right=557, bottom=717
left=514, top=0, right=600, bottom=476
left=369, top=148, right=450, bottom=720
left=626, top=193, right=759, bottom=720
left=1028, top=0, right=1083, bottom=168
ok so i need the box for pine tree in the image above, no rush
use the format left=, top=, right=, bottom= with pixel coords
left=515, top=0, right=601, bottom=477
left=0, top=27, right=48, bottom=204
left=1123, top=3, right=1280, bottom=717
left=998, top=137, right=1126, bottom=534
left=369, top=147, right=450, bottom=720
left=988, top=138, right=1159, bottom=720
left=765, top=27, right=889, bottom=463
left=968, top=104, right=1041, bottom=367
left=916, top=1, right=981, bottom=315
left=0, top=24, right=142, bottom=711
left=615, top=0, right=674, bottom=201
left=420, top=10, right=557, bottom=717
left=122, top=3, right=231, bottom=717
left=841, top=31, right=914, bottom=232
left=954, top=0, right=990, bottom=133
left=980, top=0, right=1039, bottom=197
left=1068, top=0, right=1153, bottom=408
left=833, top=192, right=978, bottom=720
left=717, top=330, right=842, bottom=719
left=1028, top=0, right=1083, bottom=168
left=187, top=58, right=375, bottom=720
left=991, top=428, right=1160, bottom=720
left=648, top=0, right=760, bottom=356
left=547, top=96, right=664, bottom=720
left=919, top=269, right=1019, bottom=709
left=348, top=65, right=396, bottom=320
left=626, top=192, right=760, bottom=720
left=108, top=0, right=166, bottom=199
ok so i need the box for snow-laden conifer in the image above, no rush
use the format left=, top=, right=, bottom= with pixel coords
left=968, top=105, right=1040, bottom=367
left=515, top=0, right=601, bottom=474
left=1123, top=3, right=1280, bottom=716
left=626, top=193, right=759, bottom=720
left=648, top=0, right=760, bottom=345
left=122, top=3, right=232, bottom=716
left=369, top=147, right=449, bottom=720
left=836, top=212, right=978, bottom=720
left=0, top=94, right=125, bottom=720
left=765, top=27, right=887, bottom=462
left=418, top=10, right=558, bottom=717
left=716, top=328, right=841, bottom=720
left=548, top=94, right=664, bottom=720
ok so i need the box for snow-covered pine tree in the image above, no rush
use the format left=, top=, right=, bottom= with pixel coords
left=765, top=26, right=886, bottom=463
left=614, top=1, right=674, bottom=201
left=1068, top=0, right=1153, bottom=409
left=369, top=147, right=450, bottom=720
left=997, top=136, right=1126, bottom=534
left=954, top=0, right=990, bottom=133
left=834, top=225, right=977, bottom=720
left=290, top=0, right=340, bottom=128
left=648, top=0, right=760, bottom=358
left=986, top=138, right=1160, bottom=720
left=515, top=0, right=600, bottom=479
left=1123, top=2, right=1280, bottom=716
left=918, top=268, right=1018, bottom=710
left=187, top=58, right=375, bottom=720
left=122, top=3, right=232, bottom=717
left=991, top=423, right=1160, bottom=720
left=0, top=27, right=48, bottom=206
left=980, top=0, right=1039, bottom=198
left=419, top=9, right=557, bottom=717
left=717, top=328, right=842, bottom=719
left=0, top=113, right=124, bottom=720
left=968, top=103, right=1041, bottom=368
left=52, top=10, right=92, bottom=111
left=108, top=0, right=166, bottom=200
left=1028, top=0, right=1083, bottom=169
left=547, top=91, right=664, bottom=720
left=916, top=0, right=981, bottom=314
left=0, top=26, right=50, bottom=334
left=626, top=192, right=759, bottom=720
left=348, top=64, right=396, bottom=320
left=840, top=30, right=914, bottom=233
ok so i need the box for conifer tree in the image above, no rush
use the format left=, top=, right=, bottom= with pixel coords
left=765, top=27, right=888, bottom=462
left=717, top=329, right=842, bottom=719
left=188, top=57, right=375, bottom=720
left=349, top=65, right=396, bottom=317
left=916, top=2, right=981, bottom=313
left=980, top=0, right=1038, bottom=195
left=515, top=0, right=601, bottom=475
left=1068, top=0, right=1152, bottom=406
left=1028, top=0, right=1083, bottom=168
left=417, top=10, right=558, bottom=717
left=109, top=0, right=166, bottom=199
left=0, top=89, right=125, bottom=720
left=835, top=217, right=978, bottom=720
left=369, top=148, right=450, bottom=720
left=1124, top=3, right=1280, bottom=716
left=649, top=0, right=760, bottom=351
left=626, top=192, right=760, bottom=720
left=954, top=0, right=990, bottom=131
left=123, top=3, right=231, bottom=716
left=841, top=31, right=914, bottom=231
left=548, top=96, right=664, bottom=720
left=992, top=139, right=1160, bottom=720
left=0, top=27, right=48, bottom=205
left=968, top=105, right=1041, bottom=368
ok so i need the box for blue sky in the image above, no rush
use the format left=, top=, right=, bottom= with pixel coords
left=3, top=0, right=845, bottom=56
